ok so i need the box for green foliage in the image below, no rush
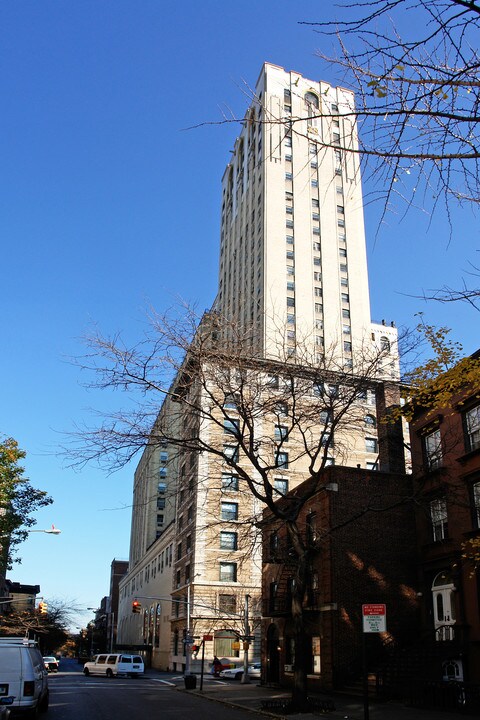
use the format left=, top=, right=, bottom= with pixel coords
left=0, top=437, right=52, bottom=570
left=461, top=536, right=480, bottom=577
left=397, top=323, right=480, bottom=422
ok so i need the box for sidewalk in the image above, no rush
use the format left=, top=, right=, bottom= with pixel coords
left=177, top=676, right=467, bottom=720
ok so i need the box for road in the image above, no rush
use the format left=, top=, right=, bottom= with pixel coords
left=47, top=658, right=252, bottom=720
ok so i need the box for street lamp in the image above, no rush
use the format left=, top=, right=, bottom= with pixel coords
left=28, top=525, right=61, bottom=535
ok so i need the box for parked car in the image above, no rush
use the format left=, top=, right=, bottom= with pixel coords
left=219, top=663, right=261, bottom=680
left=83, top=654, right=144, bottom=677
left=0, top=637, right=49, bottom=715
left=43, top=656, right=59, bottom=673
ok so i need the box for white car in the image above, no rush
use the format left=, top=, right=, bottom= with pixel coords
left=83, top=653, right=144, bottom=677
left=43, top=656, right=59, bottom=673
left=219, top=663, right=261, bottom=680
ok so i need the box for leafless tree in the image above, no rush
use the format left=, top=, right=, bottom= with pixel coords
left=301, top=0, right=480, bottom=306
left=67, top=307, right=411, bottom=707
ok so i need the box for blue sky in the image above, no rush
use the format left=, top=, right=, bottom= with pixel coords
left=1, top=1, right=477, bottom=630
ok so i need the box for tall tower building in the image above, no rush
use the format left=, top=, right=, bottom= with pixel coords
left=217, top=62, right=396, bottom=367
left=119, top=63, right=403, bottom=674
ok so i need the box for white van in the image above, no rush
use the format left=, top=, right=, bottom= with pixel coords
left=83, top=653, right=144, bottom=677
left=0, top=637, right=49, bottom=714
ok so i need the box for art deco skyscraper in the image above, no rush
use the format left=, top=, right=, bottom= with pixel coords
left=216, top=62, right=398, bottom=366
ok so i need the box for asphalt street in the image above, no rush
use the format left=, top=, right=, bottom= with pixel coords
left=47, top=658, right=249, bottom=720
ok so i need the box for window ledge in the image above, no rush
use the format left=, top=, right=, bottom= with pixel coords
left=463, top=528, right=480, bottom=540
left=456, top=446, right=480, bottom=464
left=422, top=538, right=453, bottom=550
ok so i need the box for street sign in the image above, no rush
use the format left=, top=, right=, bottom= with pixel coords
left=203, top=634, right=213, bottom=641
left=362, top=604, right=386, bottom=633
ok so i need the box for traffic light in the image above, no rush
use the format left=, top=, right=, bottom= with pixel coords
left=38, top=602, right=48, bottom=615
left=132, top=600, right=141, bottom=614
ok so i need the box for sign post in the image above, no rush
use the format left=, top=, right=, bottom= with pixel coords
left=361, top=605, right=386, bottom=720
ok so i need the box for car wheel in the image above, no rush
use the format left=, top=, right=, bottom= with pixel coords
left=235, top=672, right=242, bottom=680
left=83, top=667, right=90, bottom=676
left=106, top=669, right=113, bottom=678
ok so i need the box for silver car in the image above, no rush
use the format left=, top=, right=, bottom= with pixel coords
left=219, top=663, right=261, bottom=680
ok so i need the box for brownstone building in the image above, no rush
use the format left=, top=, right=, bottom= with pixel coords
left=262, top=466, right=419, bottom=691
left=410, top=369, right=480, bottom=683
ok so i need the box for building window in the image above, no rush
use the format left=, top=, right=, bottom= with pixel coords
left=159, top=466, right=167, bottom=477
left=312, top=636, right=321, bottom=675
left=312, top=198, right=319, bottom=207
left=341, top=293, right=349, bottom=303
left=287, top=297, right=295, bottom=307
left=465, top=405, right=480, bottom=452
left=286, top=235, right=294, bottom=245
left=286, top=219, right=294, bottom=229
left=315, top=303, right=323, bottom=313
left=222, top=472, right=239, bottom=491
left=158, top=482, right=167, bottom=493
left=365, top=414, right=377, bottom=428
left=287, top=281, right=295, bottom=291
left=470, top=481, right=480, bottom=529
left=220, top=531, right=238, bottom=550
left=313, top=226, right=320, bottom=235
left=380, top=336, right=391, bottom=352
left=313, top=257, right=321, bottom=266
left=219, top=563, right=237, bottom=582
left=365, top=437, right=378, bottom=454
left=215, top=629, right=240, bottom=655
left=312, top=212, right=320, bottom=221
left=218, top=594, right=236, bottom=613
left=314, top=287, right=322, bottom=297
left=286, top=250, right=294, bottom=260
left=285, top=172, right=293, bottom=180
left=344, top=341, right=352, bottom=353
left=430, top=498, right=448, bottom=541
left=424, top=428, right=442, bottom=470
left=340, top=263, right=348, bottom=273
left=223, top=444, right=239, bottom=463
left=287, top=265, right=295, bottom=275
left=313, top=242, right=321, bottom=251
left=267, top=374, right=279, bottom=388
left=157, top=498, right=166, bottom=510
left=274, top=478, right=288, bottom=496
left=224, top=419, right=239, bottom=437
left=221, top=502, right=238, bottom=521
left=276, top=451, right=289, bottom=469
left=275, top=425, right=289, bottom=442
left=311, top=179, right=318, bottom=188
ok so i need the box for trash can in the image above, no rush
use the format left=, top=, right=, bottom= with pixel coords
left=184, top=674, right=197, bottom=690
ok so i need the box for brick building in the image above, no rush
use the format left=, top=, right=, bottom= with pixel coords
left=410, top=364, right=480, bottom=683
left=262, top=466, right=418, bottom=691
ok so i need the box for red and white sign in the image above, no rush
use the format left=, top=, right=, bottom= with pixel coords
left=362, top=604, right=386, bottom=633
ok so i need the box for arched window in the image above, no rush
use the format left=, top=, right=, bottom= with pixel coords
left=365, top=414, right=377, bottom=429
left=305, top=91, right=319, bottom=127
left=305, top=91, right=319, bottom=109
left=380, top=336, right=391, bottom=352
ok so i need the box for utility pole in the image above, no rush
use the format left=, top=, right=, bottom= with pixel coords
left=241, top=594, right=251, bottom=684
left=184, top=584, right=191, bottom=676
